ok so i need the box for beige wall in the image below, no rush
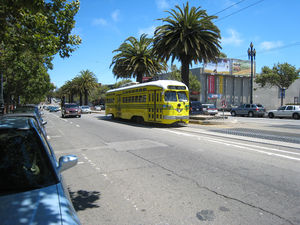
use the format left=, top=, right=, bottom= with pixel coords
left=254, top=79, right=300, bottom=110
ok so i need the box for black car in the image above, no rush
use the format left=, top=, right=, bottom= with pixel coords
left=190, top=101, right=204, bottom=115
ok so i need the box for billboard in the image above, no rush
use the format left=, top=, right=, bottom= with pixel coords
left=204, top=58, right=230, bottom=75
left=232, top=59, right=253, bottom=77
left=204, top=58, right=254, bottom=77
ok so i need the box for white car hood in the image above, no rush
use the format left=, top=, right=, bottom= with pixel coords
left=0, top=184, right=80, bottom=225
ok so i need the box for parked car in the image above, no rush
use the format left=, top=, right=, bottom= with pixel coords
left=268, top=105, right=300, bottom=119
left=0, top=116, right=81, bottom=225
left=202, top=104, right=218, bottom=115
left=189, top=101, right=204, bottom=115
left=80, top=105, right=92, bottom=114
left=100, top=104, right=105, bottom=110
left=3, top=112, right=47, bottom=137
left=62, top=103, right=81, bottom=118
left=230, top=103, right=265, bottom=117
left=13, top=104, right=44, bottom=119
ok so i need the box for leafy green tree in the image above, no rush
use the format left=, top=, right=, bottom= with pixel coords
left=110, top=34, right=167, bottom=83
left=0, top=0, right=81, bottom=108
left=169, top=65, right=201, bottom=93
left=89, top=85, right=110, bottom=105
left=0, top=0, right=81, bottom=59
left=255, top=63, right=299, bottom=106
left=2, top=50, right=55, bottom=106
left=153, top=2, right=221, bottom=88
left=113, top=79, right=133, bottom=88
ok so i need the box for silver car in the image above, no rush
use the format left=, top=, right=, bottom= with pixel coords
left=268, top=105, right=300, bottom=119
left=80, top=105, right=92, bottom=114
left=231, top=103, right=265, bottom=117
left=0, top=116, right=81, bottom=225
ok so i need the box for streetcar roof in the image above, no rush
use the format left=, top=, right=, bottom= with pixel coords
left=106, top=80, right=188, bottom=93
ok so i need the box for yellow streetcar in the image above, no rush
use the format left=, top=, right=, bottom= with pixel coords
left=105, top=80, right=189, bottom=125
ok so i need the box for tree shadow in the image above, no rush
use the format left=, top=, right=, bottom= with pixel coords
left=68, top=188, right=101, bottom=211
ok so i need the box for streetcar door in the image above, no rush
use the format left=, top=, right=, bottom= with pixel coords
left=116, top=94, right=121, bottom=118
left=148, top=90, right=156, bottom=122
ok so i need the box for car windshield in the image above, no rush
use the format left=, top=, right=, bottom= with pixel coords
left=207, top=105, right=216, bottom=109
left=82, top=106, right=89, bottom=109
left=0, top=129, right=58, bottom=195
left=65, top=104, right=78, bottom=108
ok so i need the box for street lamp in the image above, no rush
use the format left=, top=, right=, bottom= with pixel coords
left=248, top=42, right=256, bottom=104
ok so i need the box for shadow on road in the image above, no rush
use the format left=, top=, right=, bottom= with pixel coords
left=68, top=189, right=101, bottom=211
left=95, top=115, right=187, bottom=129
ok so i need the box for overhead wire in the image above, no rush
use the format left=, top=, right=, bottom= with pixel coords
left=233, top=42, right=300, bottom=59
left=215, top=0, right=265, bottom=22
left=212, top=0, right=248, bottom=16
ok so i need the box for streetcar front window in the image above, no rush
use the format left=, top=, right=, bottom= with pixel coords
left=178, top=91, right=188, bottom=102
left=165, top=91, right=177, bottom=102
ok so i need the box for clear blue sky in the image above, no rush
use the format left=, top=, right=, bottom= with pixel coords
left=49, top=0, right=300, bottom=88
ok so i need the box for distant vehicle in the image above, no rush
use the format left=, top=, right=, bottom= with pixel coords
left=49, top=106, right=60, bottom=112
left=62, top=103, right=81, bottom=118
left=230, top=103, right=265, bottom=117
left=0, top=116, right=81, bottom=225
left=189, top=101, right=204, bottom=115
left=100, top=104, right=105, bottom=110
left=202, top=104, right=218, bottom=116
left=94, top=105, right=102, bottom=111
left=80, top=105, right=92, bottom=114
left=268, top=105, right=300, bottom=119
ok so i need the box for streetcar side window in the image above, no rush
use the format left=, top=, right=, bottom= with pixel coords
left=165, top=91, right=177, bottom=102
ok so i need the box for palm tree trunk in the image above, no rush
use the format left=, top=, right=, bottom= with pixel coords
left=84, top=89, right=88, bottom=105
left=136, top=73, right=143, bottom=83
left=181, top=57, right=190, bottom=88
left=79, top=93, right=83, bottom=106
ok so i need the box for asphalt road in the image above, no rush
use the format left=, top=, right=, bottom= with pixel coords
left=45, top=111, right=300, bottom=225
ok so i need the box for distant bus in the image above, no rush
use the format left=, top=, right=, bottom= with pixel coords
left=105, top=80, right=189, bottom=125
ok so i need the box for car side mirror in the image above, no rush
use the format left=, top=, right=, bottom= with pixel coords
left=58, top=155, right=78, bottom=172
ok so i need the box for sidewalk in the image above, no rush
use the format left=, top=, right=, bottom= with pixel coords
left=189, top=111, right=234, bottom=125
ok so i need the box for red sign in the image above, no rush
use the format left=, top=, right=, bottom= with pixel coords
left=208, top=75, right=215, bottom=94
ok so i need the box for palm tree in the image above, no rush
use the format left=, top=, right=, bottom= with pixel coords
left=72, top=76, right=83, bottom=105
left=110, top=34, right=167, bottom=83
left=77, top=70, right=98, bottom=105
left=153, top=2, right=221, bottom=88
left=60, top=80, right=76, bottom=103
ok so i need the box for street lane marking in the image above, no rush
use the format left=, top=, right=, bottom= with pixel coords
left=164, top=130, right=300, bottom=162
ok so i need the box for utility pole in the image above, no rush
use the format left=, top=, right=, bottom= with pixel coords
left=247, top=42, right=256, bottom=104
